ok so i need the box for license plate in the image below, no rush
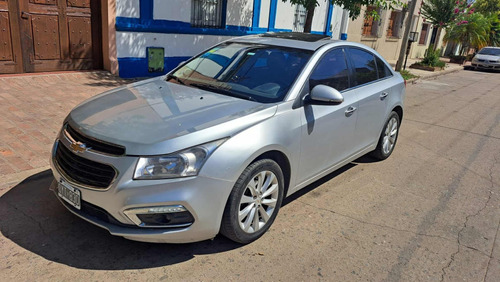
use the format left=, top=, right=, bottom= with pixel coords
left=58, top=179, right=81, bottom=210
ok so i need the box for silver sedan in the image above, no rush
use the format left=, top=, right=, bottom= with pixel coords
left=50, top=32, right=405, bottom=244
left=471, top=47, right=500, bottom=70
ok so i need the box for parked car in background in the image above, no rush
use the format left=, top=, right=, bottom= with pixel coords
left=471, top=47, right=500, bottom=71
left=50, top=32, right=405, bottom=244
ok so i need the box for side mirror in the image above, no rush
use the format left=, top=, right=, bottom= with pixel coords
left=306, top=85, right=344, bottom=105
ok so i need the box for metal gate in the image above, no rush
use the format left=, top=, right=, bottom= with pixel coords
left=0, top=0, right=101, bottom=74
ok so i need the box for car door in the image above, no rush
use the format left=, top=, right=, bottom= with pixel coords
left=347, top=48, right=392, bottom=151
left=296, top=47, right=360, bottom=185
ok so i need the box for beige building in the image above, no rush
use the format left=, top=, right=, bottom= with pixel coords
left=346, top=0, right=447, bottom=62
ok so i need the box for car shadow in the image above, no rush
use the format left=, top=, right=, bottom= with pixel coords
left=1, top=162, right=360, bottom=270
left=0, top=170, right=240, bottom=270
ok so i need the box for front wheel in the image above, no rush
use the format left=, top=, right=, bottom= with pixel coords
left=220, top=159, right=284, bottom=244
left=371, top=111, right=400, bottom=160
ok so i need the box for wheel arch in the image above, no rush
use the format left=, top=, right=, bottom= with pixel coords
left=392, top=105, right=403, bottom=124
left=252, top=150, right=291, bottom=197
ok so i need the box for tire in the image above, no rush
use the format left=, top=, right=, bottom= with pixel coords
left=370, top=111, right=400, bottom=160
left=220, top=159, right=284, bottom=244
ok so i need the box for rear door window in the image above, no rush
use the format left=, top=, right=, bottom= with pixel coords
left=349, top=48, right=378, bottom=86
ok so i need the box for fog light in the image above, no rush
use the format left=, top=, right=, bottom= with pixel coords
left=124, top=205, right=194, bottom=228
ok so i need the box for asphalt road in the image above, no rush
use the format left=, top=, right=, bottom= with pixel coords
left=1, top=69, right=499, bottom=281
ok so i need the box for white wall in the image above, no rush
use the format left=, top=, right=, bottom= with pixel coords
left=330, top=6, right=344, bottom=39
left=153, top=0, right=191, bottom=22
left=275, top=1, right=296, bottom=30
left=116, top=32, right=233, bottom=58
left=116, top=0, right=140, bottom=18
left=311, top=0, right=329, bottom=32
left=259, top=0, right=270, bottom=28
left=226, top=0, right=253, bottom=27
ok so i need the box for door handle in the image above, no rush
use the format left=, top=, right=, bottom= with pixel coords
left=21, top=12, right=30, bottom=19
left=345, top=106, right=357, bottom=116
left=380, top=92, right=389, bottom=100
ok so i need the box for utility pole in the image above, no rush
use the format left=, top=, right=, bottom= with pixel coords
left=395, top=0, right=419, bottom=71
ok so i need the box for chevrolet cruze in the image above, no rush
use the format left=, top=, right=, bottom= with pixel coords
left=50, top=32, right=405, bottom=244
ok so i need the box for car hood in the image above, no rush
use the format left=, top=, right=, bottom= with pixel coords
left=474, top=54, right=500, bottom=61
left=67, top=77, right=277, bottom=155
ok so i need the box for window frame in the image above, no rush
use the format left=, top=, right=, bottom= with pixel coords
left=419, top=23, right=430, bottom=45
left=386, top=10, right=402, bottom=38
left=190, top=0, right=226, bottom=29
left=345, top=47, right=394, bottom=89
left=307, top=47, right=352, bottom=93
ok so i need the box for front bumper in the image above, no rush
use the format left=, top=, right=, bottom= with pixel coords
left=50, top=139, right=235, bottom=243
left=471, top=61, right=500, bottom=70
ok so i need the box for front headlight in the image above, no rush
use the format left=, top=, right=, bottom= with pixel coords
left=134, top=139, right=226, bottom=179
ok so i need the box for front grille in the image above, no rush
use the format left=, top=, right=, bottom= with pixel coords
left=65, top=125, right=125, bottom=156
left=55, top=143, right=116, bottom=188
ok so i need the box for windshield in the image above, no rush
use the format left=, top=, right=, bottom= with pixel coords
left=478, top=48, right=500, bottom=56
left=167, top=43, right=313, bottom=103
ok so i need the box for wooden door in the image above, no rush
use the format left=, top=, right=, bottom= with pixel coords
left=0, top=0, right=23, bottom=73
left=12, top=0, right=101, bottom=73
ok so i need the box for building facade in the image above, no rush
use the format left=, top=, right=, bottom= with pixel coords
left=0, top=0, right=447, bottom=77
left=344, top=0, right=447, bottom=62
left=114, top=0, right=341, bottom=77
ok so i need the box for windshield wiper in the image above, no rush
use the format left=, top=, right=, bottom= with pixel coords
left=166, top=74, right=185, bottom=85
left=190, top=83, right=256, bottom=102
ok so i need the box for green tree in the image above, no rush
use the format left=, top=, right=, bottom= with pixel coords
left=420, top=0, right=457, bottom=49
left=282, top=0, right=404, bottom=33
left=473, top=0, right=500, bottom=14
left=485, top=13, right=500, bottom=46
left=445, top=12, right=490, bottom=54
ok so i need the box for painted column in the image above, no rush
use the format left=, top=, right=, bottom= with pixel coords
left=340, top=9, right=349, bottom=40
left=325, top=3, right=333, bottom=36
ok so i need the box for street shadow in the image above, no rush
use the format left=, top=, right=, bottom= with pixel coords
left=283, top=163, right=357, bottom=206
left=0, top=170, right=240, bottom=270
left=1, top=161, right=361, bottom=270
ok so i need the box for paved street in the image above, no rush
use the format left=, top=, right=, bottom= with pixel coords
left=0, top=69, right=499, bottom=281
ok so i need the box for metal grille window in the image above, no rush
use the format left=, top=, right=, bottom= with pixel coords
left=362, top=6, right=376, bottom=36
left=387, top=11, right=402, bottom=38
left=293, top=5, right=307, bottom=32
left=419, top=23, right=429, bottom=45
left=191, top=0, right=224, bottom=28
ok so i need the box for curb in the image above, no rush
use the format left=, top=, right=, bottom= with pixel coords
left=407, top=66, right=463, bottom=84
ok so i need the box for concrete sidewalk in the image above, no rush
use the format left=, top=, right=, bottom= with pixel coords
left=0, top=71, right=131, bottom=187
left=388, top=57, right=466, bottom=82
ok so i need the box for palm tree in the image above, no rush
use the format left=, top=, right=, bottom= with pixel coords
left=421, top=0, right=457, bottom=49
left=445, top=13, right=490, bottom=55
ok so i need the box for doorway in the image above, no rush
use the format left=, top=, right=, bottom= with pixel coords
left=0, top=0, right=102, bottom=74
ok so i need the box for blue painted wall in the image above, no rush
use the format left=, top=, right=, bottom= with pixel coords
left=116, top=0, right=334, bottom=78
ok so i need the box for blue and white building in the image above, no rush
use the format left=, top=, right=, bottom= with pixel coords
left=113, top=0, right=348, bottom=78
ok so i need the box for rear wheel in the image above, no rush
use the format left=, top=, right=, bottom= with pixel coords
left=220, top=159, right=284, bottom=244
left=371, top=111, right=400, bottom=160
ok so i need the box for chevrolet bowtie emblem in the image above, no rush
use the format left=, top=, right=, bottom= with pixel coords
left=70, top=141, right=88, bottom=153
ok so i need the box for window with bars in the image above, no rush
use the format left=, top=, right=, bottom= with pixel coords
left=419, top=23, right=429, bottom=45
left=362, top=6, right=377, bottom=36
left=387, top=10, right=402, bottom=38
left=191, top=0, right=225, bottom=28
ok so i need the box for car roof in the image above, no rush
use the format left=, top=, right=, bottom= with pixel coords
left=229, top=32, right=339, bottom=51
